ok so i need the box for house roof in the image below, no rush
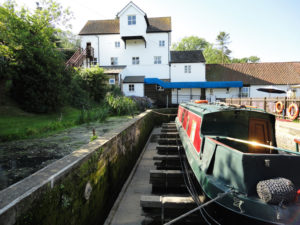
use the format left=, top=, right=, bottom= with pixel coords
left=117, top=1, right=146, bottom=17
left=206, top=62, right=300, bottom=85
left=123, top=76, right=145, bottom=83
left=170, top=50, right=206, bottom=63
left=100, top=66, right=126, bottom=74
left=79, top=17, right=171, bottom=35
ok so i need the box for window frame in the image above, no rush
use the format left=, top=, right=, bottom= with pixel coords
left=129, top=84, right=135, bottom=92
left=109, top=78, right=115, bottom=85
left=132, top=57, right=140, bottom=65
left=128, top=15, right=136, bottom=25
left=111, top=57, right=118, bottom=65
left=115, top=41, right=120, bottom=48
left=159, top=40, right=165, bottom=47
left=154, top=56, right=162, bottom=64
left=240, top=87, right=250, bottom=97
left=184, top=65, right=191, bottom=73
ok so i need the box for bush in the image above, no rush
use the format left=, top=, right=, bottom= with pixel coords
left=105, top=93, right=137, bottom=116
left=129, top=96, right=152, bottom=111
left=75, top=66, right=108, bottom=103
left=75, top=106, right=110, bottom=125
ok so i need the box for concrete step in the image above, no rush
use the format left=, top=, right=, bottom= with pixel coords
left=160, top=132, right=179, bottom=138
left=156, top=145, right=183, bottom=155
left=150, top=170, right=185, bottom=187
left=158, top=138, right=181, bottom=145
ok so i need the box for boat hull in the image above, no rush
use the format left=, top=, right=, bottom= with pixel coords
left=175, top=116, right=300, bottom=225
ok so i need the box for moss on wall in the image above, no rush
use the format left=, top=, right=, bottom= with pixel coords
left=14, top=109, right=177, bottom=225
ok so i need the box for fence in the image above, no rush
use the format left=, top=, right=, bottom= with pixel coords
left=225, top=97, right=300, bottom=120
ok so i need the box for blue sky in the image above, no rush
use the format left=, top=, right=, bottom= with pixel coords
left=7, top=0, right=300, bottom=62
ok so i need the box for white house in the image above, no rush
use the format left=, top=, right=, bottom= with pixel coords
left=77, top=1, right=242, bottom=105
left=78, top=1, right=171, bottom=99
left=77, top=1, right=300, bottom=106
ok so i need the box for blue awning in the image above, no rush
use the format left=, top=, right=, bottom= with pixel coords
left=144, top=78, right=243, bottom=89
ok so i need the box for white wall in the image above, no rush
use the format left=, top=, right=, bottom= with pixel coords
left=80, top=32, right=170, bottom=80
left=118, top=5, right=147, bottom=38
left=206, top=88, right=240, bottom=102
left=250, top=85, right=300, bottom=98
left=123, top=83, right=144, bottom=97
left=171, top=63, right=205, bottom=82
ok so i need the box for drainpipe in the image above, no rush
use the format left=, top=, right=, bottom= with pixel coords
left=97, top=35, right=100, bottom=65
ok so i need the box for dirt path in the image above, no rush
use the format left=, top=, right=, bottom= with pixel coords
left=0, top=116, right=133, bottom=190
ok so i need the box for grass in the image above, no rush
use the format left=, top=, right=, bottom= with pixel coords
left=0, top=105, right=82, bottom=142
left=0, top=95, right=138, bottom=142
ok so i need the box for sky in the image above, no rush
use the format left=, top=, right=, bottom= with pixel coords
left=6, top=0, right=300, bottom=62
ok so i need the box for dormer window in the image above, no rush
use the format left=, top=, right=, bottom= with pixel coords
left=128, top=15, right=136, bottom=25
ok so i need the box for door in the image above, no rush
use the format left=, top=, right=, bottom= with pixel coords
left=248, top=118, right=272, bottom=153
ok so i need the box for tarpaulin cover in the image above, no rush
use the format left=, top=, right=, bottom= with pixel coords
left=144, top=78, right=243, bottom=88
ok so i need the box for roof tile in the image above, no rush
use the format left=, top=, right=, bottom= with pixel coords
left=206, top=62, right=300, bottom=85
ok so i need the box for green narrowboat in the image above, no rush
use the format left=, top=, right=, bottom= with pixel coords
left=176, top=101, right=300, bottom=224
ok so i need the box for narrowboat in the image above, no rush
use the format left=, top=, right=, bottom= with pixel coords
left=175, top=101, right=300, bottom=225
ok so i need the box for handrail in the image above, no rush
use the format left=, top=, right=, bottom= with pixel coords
left=216, top=136, right=300, bottom=155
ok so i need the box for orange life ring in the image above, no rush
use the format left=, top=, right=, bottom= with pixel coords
left=275, top=101, right=284, bottom=113
left=194, top=100, right=208, bottom=104
left=287, top=103, right=299, bottom=120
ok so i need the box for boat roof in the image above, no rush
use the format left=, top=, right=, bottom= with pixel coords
left=180, top=102, right=271, bottom=117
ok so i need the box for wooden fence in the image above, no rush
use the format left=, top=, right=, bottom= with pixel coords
left=225, top=97, right=300, bottom=120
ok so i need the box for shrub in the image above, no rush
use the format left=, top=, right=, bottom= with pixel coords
left=129, top=96, right=153, bottom=111
left=75, top=66, right=108, bottom=103
left=105, top=93, right=137, bottom=116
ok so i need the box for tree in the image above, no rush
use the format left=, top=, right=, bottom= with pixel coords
left=172, top=36, right=209, bottom=51
left=203, top=44, right=231, bottom=64
left=216, top=31, right=231, bottom=64
left=0, top=0, right=73, bottom=112
left=231, top=56, right=260, bottom=63
left=248, top=56, right=260, bottom=63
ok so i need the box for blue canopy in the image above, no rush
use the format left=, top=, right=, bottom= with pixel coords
left=144, top=78, right=243, bottom=89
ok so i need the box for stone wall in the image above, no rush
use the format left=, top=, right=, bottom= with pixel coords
left=0, top=109, right=177, bottom=225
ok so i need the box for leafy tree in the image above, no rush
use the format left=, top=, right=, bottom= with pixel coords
left=0, top=0, right=73, bottom=112
left=172, top=36, right=209, bottom=51
left=248, top=56, right=260, bottom=63
left=203, top=44, right=230, bottom=64
left=216, top=31, right=231, bottom=64
left=231, top=56, right=260, bottom=63
left=75, top=66, right=108, bottom=103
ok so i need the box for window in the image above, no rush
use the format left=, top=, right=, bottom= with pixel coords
left=129, top=84, right=135, bottom=91
left=91, top=57, right=97, bottom=65
left=210, top=88, right=213, bottom=95
left=159, top=40, right=165, bottom=47
left=154, top=56, right=161, bottom=64
left=240, top=87, right=250, bottom=97
left=128, top=15, right=136, bottom=25
left=115, top=41, right=120, bottom=48
left=184, top=65, right=191, bottom=73
left=132, top=57, right=139, bottom=65
left=111, top=57, right=118, bottom=65
left=109, top=79, right=115, bottom=85
left=157, top=85, right=164, bottom=91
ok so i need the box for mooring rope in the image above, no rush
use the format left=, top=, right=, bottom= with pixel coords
left=175, top=135, right=212, bottom=225
left=151, top=110, right=177, bottom=116
left=164, top=190, right=233, bottom=225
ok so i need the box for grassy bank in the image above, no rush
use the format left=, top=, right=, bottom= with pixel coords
left=0, top=105, right=84, bottom=142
